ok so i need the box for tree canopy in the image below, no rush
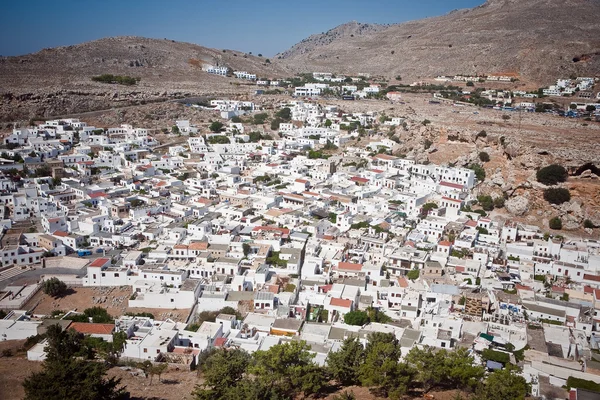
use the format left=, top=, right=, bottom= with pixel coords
left=42, top=277, right=67, bottom=297
left=23, top=324, right=128, bottom=400
left=536, top=164, right=568, bottom=185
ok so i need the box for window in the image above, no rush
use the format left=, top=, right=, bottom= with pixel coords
left=143, top=348, right=147, bottom=353
left=101, top=273, right=105, bottom=277
left=114, top=273, right=119, bottom=277
left=171, top=299, right=174, bottom=302
left=441, top=342, right=446, bottom=348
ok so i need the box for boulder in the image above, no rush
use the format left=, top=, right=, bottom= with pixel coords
left=506, top=196, right=529, bottom=216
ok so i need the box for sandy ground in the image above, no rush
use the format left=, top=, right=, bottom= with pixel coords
left=25, top=286, right=191, bottom=322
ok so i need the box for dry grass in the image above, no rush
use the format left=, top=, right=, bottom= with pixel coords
left=25, top=286, right=191, bottom=322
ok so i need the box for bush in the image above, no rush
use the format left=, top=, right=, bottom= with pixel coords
left=406, top=269, right=420, bottom=280
left=543, top=187, right=570, bottom=204
left=209, top=121, right=224, bottom=132
left=476, top=130, right=487, bottom=138
left=469, top=163, right=486, bottom=182
left=536, top=164, right=568, bottom=185
left=493, top=197, right=505, bottom=208
left=477, top=195, right=494, bottom=211
left=43, top=278, right=67, bottom=298
left=549, top=217, right=562, bottom=230
left=566, top=376, right=600, bottom=392
left=343, top=310, right=370, bottom=326
left=478, top=151, right=490, bottom=162
left=481, top=348, right=510, bottom=364
left=584, top=219, right=596, bottom=229
left=91, top=74, right=139, bottom=85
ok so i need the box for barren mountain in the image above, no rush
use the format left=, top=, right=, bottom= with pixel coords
left=275, top=0, right=600, bottom=85
left=0, top=36, right=287, bottom=122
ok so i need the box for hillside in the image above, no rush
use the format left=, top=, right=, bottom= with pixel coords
left=0, top=36, right=287, bottom=122
left=275, top=0, right=600, bottom=85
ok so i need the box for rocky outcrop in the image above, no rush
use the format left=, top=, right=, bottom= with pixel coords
left=506, top=196, right=530, bottom=216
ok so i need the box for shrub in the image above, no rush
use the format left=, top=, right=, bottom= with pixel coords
left=209, top=121, right=224, bottom=132
left=566, top=377, right=600, bottom=392
left=536, top=164, right=568, bottom=185
left=469, top=163, right=486, bottom=182
left=477, top=195, right=494, bottom=211
left=43, top=278, right=67, bottom=298
left=406, top=269, right=420, bottom=280
left=477, top=130, right=487, bottom=138
left=543, top=187, right=570, bottom=204
left=493, top=197, right=505, bottom=208
left=584, top=219, right=596, bottom=229
left=549, top=217, right=562, bottom=230
left=479, top=151, right=490, bottom=162
left=343, top=310, right=369, bottom=326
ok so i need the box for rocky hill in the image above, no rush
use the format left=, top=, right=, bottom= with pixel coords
left=277, top=21, right=388, bottom=59
left=0, top=36, right=287, bottom=122
left=275, top=0, right=600, bottom=84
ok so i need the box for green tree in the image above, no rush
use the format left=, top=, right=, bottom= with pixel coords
left=242, top=243, right=251, bottom=256
left=536, top=164, right=568, bottom=185
left=479, top=151, right=490, bottom=162
left=324, top=119, right=332, bottom=127
left=275, top=107, right=291, bottom=121
left=42, top=278, right=67, bottom=298
left=477, top=195, right=494, bottom=211
left=469, top=163, right=486, bottom=182
left=474, top=367, right=529, bottom=400
left=171, top=125, right=180, bottom=134
left=250, top=340, right=326, bottom=398
left=326, top=337, right=365, bottom=385
left=231, top=116, right=242, bottom=123
left=406, top=269, right=420, bottom=280
left=209, top=121, right=224, bottom=132
left=23, top=324, right=127, bottom=400
left=549, top=216, right=563, bottom=230
left=343, top=310, right=370, bottom=326
left=543, top=187, right=570, bottom=204
left=252, top=113, right=268, bottom=125
left=359, top=333, right=412, bottom=399
left=493, top=197, right=505, bottom=208
left=193, top=349, right=250, bottom=398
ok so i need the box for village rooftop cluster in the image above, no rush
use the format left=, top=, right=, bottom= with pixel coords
left=0, top=94, right=600, bottom=397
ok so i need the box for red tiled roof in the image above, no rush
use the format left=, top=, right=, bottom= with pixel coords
left=173, top=244, right=188, bottom=250
left=337, top=262, right=363, bottom=271
left=440, top=181, right=464, bottom=189
left=252, top=226, right=290, bottom=235
left=455, top=266, right=465, bottom=273
left=350, top=176, right=369, bottom=183
left=52, top=230, right=69, bottom=237
left=89, top=258, right=110, bottom=267
left=88, top=192, right=108, bottom=199
left=214, top=337, right=227, bottom=347
left=442, top=196, right=462, bottom=203
left=370, top=169, right=384, bottom=173
left=330, top=298, right=352, bottom=308
left=295, top=179, right=308, bottom=184
left=188, top=242, right=209, bottom=251
left=69, top=322, right=114, bottom=335
left=552, top=285, right=565, bottom=293
left=465, top=220, right=478, bottom=227
left=397, top=277, right=409, bottom=288
left=373, top=154, right=398, bottom=161
left=516, top=284, right=532, bottom=291
left=438, top=240, right=452, bottom=246
left=319, top=284, right=333, bottom=293
left=584, top=274, right=600, bottom=282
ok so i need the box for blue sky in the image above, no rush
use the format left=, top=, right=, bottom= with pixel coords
left=0, top=0, right=484, bottom=57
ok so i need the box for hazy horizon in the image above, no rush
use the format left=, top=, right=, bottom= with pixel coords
left=0, top=0, right=484, bottom=57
